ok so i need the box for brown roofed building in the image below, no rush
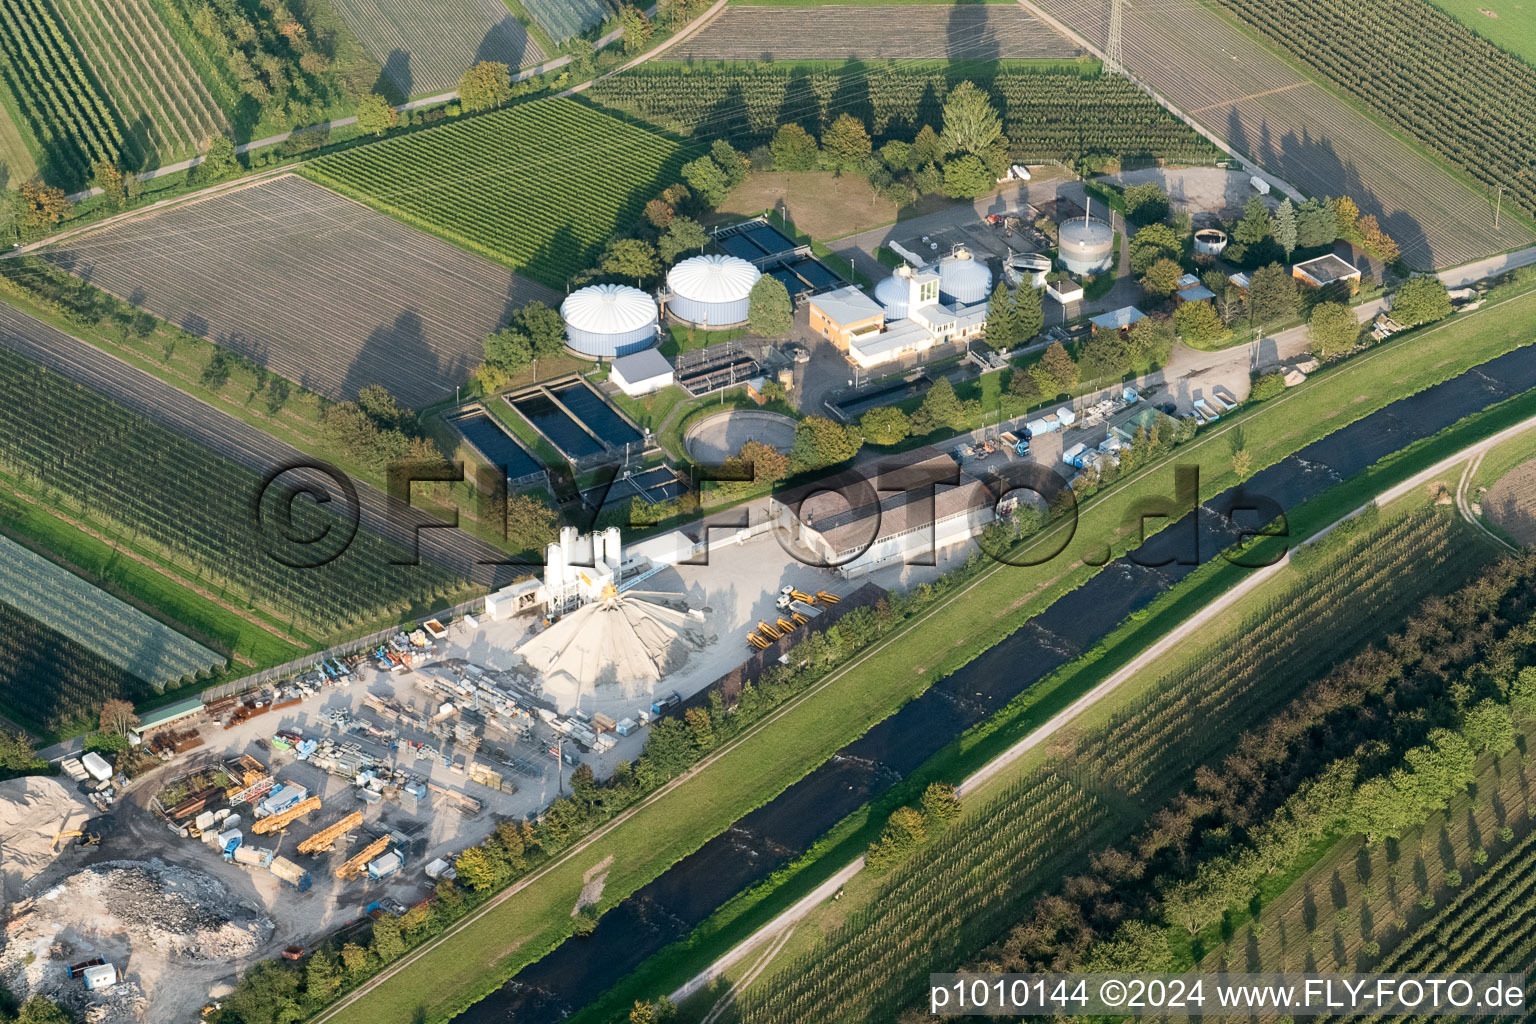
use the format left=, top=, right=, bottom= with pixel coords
left=769, top=447, right=996, bottom=577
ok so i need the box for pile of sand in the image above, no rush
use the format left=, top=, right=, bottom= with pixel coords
left=0, top=776, right=92, bottom=901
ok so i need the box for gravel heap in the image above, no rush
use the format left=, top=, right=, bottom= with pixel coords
left=64, top=860, right=271, bottom=960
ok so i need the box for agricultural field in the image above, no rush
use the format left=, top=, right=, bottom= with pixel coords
left=330, top=0, right=545, bottom=96
left=666, top=5, right=1083, bottom=60
left=1428, top=0, right=1536, bottom=65
left=0, top=602, right=154, bottom=732
left=1214, top=0, right=1536, bottom=224
left=52, top=0, right=225, bottom=164
left=0, top=533, right=224, bottom=688
left=520, top=0, right=613, bottom=42
left=40, top=174, right=558, bottom=406
left=1484, top=457, right=1536, bottom=546
left=733, top=507, right=1488, bottom=1024
left=587, top=63, right=1217, bottom=164
left=1030, top=0, right=1535, bottom=269
left=0, top=344, right=465, bottom=637
left=304, top=98, right=696, bottom=289
left=0, top=0, right=130, bottom=190
left=1200, top=731, right=1536, bottom=982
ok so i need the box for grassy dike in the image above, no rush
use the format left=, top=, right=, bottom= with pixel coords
left=582, top=381, right=1536, bottom=1024
left=316, top=290, right=1536, bottom=1024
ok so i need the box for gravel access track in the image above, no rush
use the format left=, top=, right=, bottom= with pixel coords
left=1030, top=0, right=1534, bottom=270
left=667, top=5, right=1081, bottom=60
left=0, top=300, right=518, bottom=587
left=40, top=175, right=558, bottom=407
left=331, top=0, right=545, bottom=95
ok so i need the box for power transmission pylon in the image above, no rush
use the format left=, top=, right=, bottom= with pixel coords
left=1105, top=0, right=1125, bottom=74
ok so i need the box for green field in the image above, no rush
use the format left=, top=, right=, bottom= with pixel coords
left=0, top=0, right=128, bottom=189
left=1429, top=0, right=1536, bottom=64
left=312, top=287, right=1536, bottom=1024
left=52, top=0, right=226, bottom=164
left=304, top=98, right=696, bottom=288
left=586, top=62, right=1215, bottom=164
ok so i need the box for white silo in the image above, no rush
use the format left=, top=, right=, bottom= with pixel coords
left=667, top=254, right=761, bottom=326
left=936, top=247, right=992, bottom=304
left=561, top=284, right=659, bottom=357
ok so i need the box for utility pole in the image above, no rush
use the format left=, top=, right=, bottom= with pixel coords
left=1495, top=185, right=1505, bottom=229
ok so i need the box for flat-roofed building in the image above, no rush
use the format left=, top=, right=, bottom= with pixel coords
left=1292, top=253, right=1362, bottom=290
left=768, top=448, right=996, bottom=577
left=808, top=286, right=885, bottom=350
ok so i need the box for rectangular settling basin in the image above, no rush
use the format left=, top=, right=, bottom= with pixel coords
left=448, top=410, right=544, bottom=482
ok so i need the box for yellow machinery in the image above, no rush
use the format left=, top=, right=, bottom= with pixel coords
left=788, top=589, right=815, bottom=604
left=775, top=617, right=797, bottom=634
left=335, top=835, right=390, bottom=880
left=297, top=811, right=363, bottom=854
left=790, top=612, right=810, bottom=626
left=747, top=633, right=771, bottom=650
left=757, top=620, right=782, bottom=640
left=816, top=590, right=840, bottom=604
left=51, top=828, right=99, bottom=850
left=251, top=796, right=321, bottom=835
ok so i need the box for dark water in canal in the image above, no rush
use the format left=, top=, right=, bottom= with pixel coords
left=457, top=346, right=1536, bottom=1024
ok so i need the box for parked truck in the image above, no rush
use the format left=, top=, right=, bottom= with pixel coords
left=270, top=855, right=312, bottom=892
left=232, top=845, right=274, bottom=869
left=217, top=829, right=242, bottom=858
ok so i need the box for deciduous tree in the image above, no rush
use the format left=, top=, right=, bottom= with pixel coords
left=793, top=415, right=862, bottom=469
left=771, top=123, right=819, bottom=171
left=657, top=216, right=707, bottom=263
left=600, top=237, right=660, bottom=285
left=747, top=276, right=793, bottom=337
left=860, top=406, right=911, bottom=445
left=1306, top=301, right=1360, bottom=358
left=1390, top=277, right=1453, bottom=326
left=1173, top=299, right=1227, bottom=344
left=1140, top=256, right=1183, bottom=297
left=821, top=114, right=871, bottom=170
left=1129, top=222, right=1181, bottom=275
left=99, top=698, right=137, bottom=736
left=356, top=92, right=398, bottom=136
left=459, top=61, right=512, bottom=111
left=1245, top=262, right=1298, bottom=325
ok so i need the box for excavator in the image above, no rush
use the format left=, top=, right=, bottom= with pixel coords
left=51, top=825, right=102, bottom=851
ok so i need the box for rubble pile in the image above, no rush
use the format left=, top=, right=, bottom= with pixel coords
left=0, top=859, right=272, bottom=1024
left=69, top=860, right=272, bottom=960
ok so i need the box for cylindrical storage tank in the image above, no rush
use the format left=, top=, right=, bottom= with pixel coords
left=1194, top=228, right=1229, bottom=257
left=667, top=255, right=761, bottom=326
left=937, top=248, right=992, bottom=304
left=561, top=284, right=659, bottom=358
left=1059, top=217, right=1115, bottom=276
left=875, top=269, right=912, bottom=320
